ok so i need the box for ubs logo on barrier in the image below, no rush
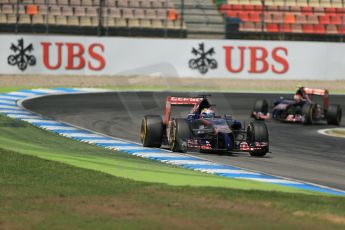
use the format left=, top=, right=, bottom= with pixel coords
left=8, top=38, right=36, bottom=71
left=189, top=43, right=217, bottom=74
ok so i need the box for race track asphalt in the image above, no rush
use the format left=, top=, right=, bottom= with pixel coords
left=23, top=92, right=345, bottom=190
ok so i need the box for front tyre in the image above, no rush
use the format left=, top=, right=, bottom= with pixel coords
left=252, top=99, right=268, bottom=119
left=169, top=118, right=190, bottom=153
left=140, top=115, right=163, bottom=147
left=327, top=105, right=342, bottom=126
left=246, top=121, right=269, bottom=157
left=301, top=104, right=315, bottom=125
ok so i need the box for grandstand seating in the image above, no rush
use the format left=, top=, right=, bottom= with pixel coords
left=0, top=0, right=186, bottom=36
left=217, top=0, right=345, bottom=35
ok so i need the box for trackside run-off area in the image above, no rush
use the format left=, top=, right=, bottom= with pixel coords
left=0, top=88, right=344, bottom=196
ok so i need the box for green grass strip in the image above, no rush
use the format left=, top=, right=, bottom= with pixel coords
left=0, top=115, right=318, bottom=194
left=1, top=142, right=345, bottom=229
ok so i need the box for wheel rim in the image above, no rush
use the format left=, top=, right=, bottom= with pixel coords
left=140, top=118, right=146, bottom=144
left=247, top=124, right=254, bottom=142
left=169, top=120, right=177, bottom=149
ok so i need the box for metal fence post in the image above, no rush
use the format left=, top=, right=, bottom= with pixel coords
left=15, top=0, right=19, bottom=34
left=98, top=0, right=103, bottom=36
left=180, top=0, right=184, bottom=38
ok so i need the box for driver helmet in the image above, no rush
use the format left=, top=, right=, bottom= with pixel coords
left=201, top=108, right=215, bottom=118
left=294, top=93, right=302, bottom=103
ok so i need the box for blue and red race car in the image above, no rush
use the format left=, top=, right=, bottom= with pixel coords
left=251, top=86, right=342, bottom=125
left=141, top=95, right=269, bottom=157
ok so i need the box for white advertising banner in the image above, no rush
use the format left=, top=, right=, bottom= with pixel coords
left=1, top=34, right=345, bottom=80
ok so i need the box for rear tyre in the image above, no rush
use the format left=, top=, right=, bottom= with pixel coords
left=246, top=121, right=269, bottom=157
left=252, top=99, right=268, bottom=119
left=169, top=118, right=190, bottom=153
left=140, top=115, right=163, bottom=148
left=327, top=105, right=342, bottom=126
left=301, top=104, right=315, bottom=125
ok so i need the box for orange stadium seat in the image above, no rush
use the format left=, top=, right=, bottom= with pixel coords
left=284, top=13, right=295, bottom=23
left=27, top=4, right=38, bottom=15
left=238, top=12, right=249, bottom=21
left=167, top=9, right=178, bottom=21
left=250, top=12, right=261, bottom=22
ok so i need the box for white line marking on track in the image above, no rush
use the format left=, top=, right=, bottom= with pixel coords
left=133, top=153, right=185, bottom=158
left=84, top=140, right=128, bottom=144
left=0, top=100, right=16, bottom=104
left=239, top=178, right=302, bottom=184
left=7, top=92, right=37, bottom=97
left=39, top=126, right=80, bottom=130
left=162, top=160, right=219, bottom=165
left=0, top=105, right=20, bottom=109
left=29, top=89, right=68, bottom=94
left=21, top=119, right=61, bottom=124
left=0, top=110, right=31, bottom=114
left=7, top=114, right=41, bottom=119
left=195, top=168, right=261, bottom=175
left=60, top=133, right=104, bottom=138
left=0, top=96, right=23, bottom=100
left=106, top=146, right=146, bottom=150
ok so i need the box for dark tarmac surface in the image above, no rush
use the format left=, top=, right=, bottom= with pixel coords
left=23, top=92, right=345, bottom=190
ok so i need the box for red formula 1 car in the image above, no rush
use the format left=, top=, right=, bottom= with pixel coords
left=140, top=95, right=269, bottom=157
left=251, top=86, right=342, bottom=125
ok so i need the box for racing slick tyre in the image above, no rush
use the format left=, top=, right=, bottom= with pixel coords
left=252, top=100, right=268, bottom=119
left=169, top=118, right=190, bottom=153
left=327, top=105, right=342, bottom=126
left=246, top=121, right=269, bottom=157
left=301, top=104, right=315, bottom=125
left=140, top=115, right=163, bottom=148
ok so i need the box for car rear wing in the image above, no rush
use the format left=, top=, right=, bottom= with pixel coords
left=164, top=96, right=204, bottom=124
left=303, top=88, right=329, bottom=109
left=303, top=88, right=329, bottom=96
left=167, top=96, right=203, bottom=105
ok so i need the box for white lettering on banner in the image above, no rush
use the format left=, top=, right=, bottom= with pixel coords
left=0, top=35, right=344, bottom=80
